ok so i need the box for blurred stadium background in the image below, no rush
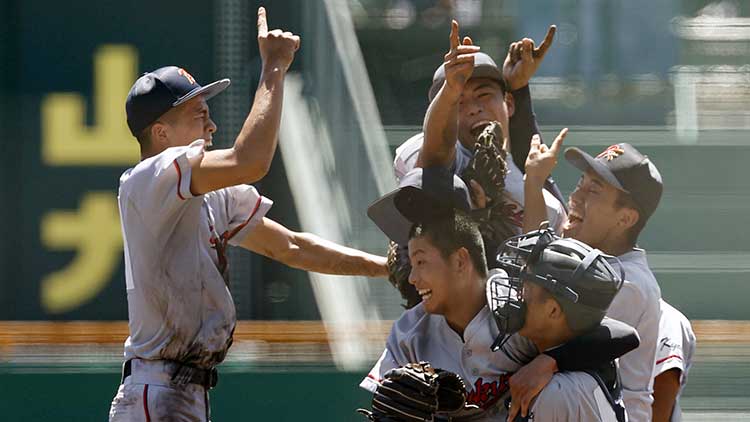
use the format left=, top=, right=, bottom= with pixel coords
left=1, top=0, right=750, bottom=420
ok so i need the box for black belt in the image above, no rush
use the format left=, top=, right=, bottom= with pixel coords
left=121, top=359, right=218, bottom=389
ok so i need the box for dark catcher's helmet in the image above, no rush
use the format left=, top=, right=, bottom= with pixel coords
left=487, top=235, right=623, bottom=350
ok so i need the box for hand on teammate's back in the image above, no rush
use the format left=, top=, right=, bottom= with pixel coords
left=441, top=20, right=481, bottom=98
left=502, top=25, right=556, bottom=91
left=256, top=6, right=300, bottom=73
left=507, top=354, right=558, bottom=422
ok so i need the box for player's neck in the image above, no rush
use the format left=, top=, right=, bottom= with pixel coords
left=596, top=234, right=634, bottom=257
left=444, top=276, right=486, bottom=338
left=530, top=322, right=575, bottom=352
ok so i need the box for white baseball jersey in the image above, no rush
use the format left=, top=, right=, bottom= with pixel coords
left=529, top=371, right=622, bottom=422
left=655, top=299, right=696, bottom=422
left=117, top=139, right=272, bottom=369
left=393, top=133, right=567, bottom=233
left=361, top=303, right=623, bottom=421
left=361, top=303, right=537, bottom=420
left=605, top=249, right=662, bottom=422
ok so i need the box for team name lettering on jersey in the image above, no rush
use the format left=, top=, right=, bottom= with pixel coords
left=466, top=374, right=512, bottom=409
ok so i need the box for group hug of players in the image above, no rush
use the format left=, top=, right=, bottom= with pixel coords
left=109, top=8, right=693, bottom=422
left=357, top=20, right=694, bottom=422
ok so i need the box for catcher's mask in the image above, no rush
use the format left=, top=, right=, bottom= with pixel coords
left=494, top=224, right=558, bottom=278
left=488, top=235, right=624, bottom=351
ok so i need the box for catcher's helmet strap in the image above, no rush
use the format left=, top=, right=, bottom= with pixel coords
left=570, top=248, right=604, bottom=283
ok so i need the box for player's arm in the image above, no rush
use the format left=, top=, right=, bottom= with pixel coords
left=652, top=368, right=681, bottom=422
left=239, top=217, right=387, bottom=277
left=507, top=317, right=640, bottom=420
left=503, top=26, right=556, bottom=173
left=189, top=7, right=300, bottom=195
left=523, top=129, right=567, bottom=233
left=418, top=20, right=479, bottom=168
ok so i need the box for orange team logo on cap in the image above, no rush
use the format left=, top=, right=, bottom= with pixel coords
left=596, top=144, right=625, bottom=161
left=178, top=68, right=197, bottom=85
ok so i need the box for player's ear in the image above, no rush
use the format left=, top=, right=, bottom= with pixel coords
left=151, top=122, right=170, bottom=146
left=453, top=247, right=471, bottom=274
left=617, top=206, right=639, bottom=232
left=504, top=91, right=515, bottom=118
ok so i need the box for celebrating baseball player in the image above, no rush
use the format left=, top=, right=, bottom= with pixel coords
left=108, top=7, right=387, bottom=422
left=523, top=138, right=664, bottom=421
left=488, top=231, right=632, bottom=421
left=360, top=167, right=639, bottom=421
left=385, top=20, right=567, bottom=310
left=652, top=299, right=696, bottom=422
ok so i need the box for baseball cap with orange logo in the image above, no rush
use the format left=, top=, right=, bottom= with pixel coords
left=565, top=143, right=663, bottom=221
left=125, top=66, right=230, bottom=136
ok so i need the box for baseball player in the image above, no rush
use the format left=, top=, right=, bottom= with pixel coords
left=523, top=138, right=664, bottom=422
left=361, top=167, right=639, bottom=421
left=652, top=299, right=696, bottom=422
left=108, top=8, right=387, bottom=422
left=396, top=20, right=567, bottom=233
left=385, top=21, right=569, bottom=309
left=489, top=233, right=630, bottom=421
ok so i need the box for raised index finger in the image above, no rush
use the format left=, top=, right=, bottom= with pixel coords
left=257, top=7, right=268, bottom=36
left=549, top=127, right=568, bottom=156
left=449, top=20, right=460, bottom=52
left=534, top=25, right=557, bottom=58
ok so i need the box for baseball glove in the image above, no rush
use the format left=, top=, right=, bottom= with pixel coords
left=460, top=121, right=517, bottom=253
left=358, top=362, right=469, bottom=421
left=387, top=241, right=421, bottom=309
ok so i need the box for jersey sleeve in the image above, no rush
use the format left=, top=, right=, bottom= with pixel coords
left=359, top=348, right=400, bottom=393
left=359, top=307, right=425, bottom=392
left=394, top=133, right=425, bottom=182
left=655, top=315, right=687, bottom=378
left=122, top=140, right=206, bottom=238
left=224, top=185, right=273, bottom=247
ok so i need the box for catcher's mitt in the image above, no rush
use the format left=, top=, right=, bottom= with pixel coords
left=460, top=121, right=517, bottom=253
left=387, top=241, right=421, bottom=309
left=358, top=362, right=470, bottom=421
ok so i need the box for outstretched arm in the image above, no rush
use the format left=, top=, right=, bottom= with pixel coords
left=239, top=217, right=387, bottom=277
left=418, top=20, right=479, bottom=168
left=189, top=7, right=301, bottom=195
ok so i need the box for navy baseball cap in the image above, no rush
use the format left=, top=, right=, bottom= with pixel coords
left=428, top=52, right=507, bottom=102
left=126, top=66, right=230, bottom=136
left=368, top=167, right=472, bottom=245
left=565, top=143, right=663, bottom=221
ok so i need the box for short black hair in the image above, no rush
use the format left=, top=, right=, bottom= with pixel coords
left=408, top=211, right=487, bottom=278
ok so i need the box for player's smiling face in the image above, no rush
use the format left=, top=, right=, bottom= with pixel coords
left=564, top=170, right=626, bottom=249
left=456, top=78, right=513, bottom=150
left=161, top=96, right=217, bottom=148
left=407, top=235, right=462, bottom=315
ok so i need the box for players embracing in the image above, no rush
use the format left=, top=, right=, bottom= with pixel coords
left=360, top=17, right=695, bottom=422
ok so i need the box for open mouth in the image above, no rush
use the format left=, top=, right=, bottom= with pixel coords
left=564, top=212, right=583, bottom=231
left=418, top=288, right=432, bottom=301
left=469, top=120, right=492, bottom=138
